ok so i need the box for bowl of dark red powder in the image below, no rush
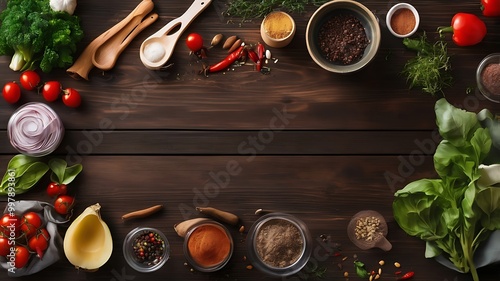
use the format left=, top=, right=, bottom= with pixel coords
left=306, top=0, right=380, bottom=73
left=477, top=53, right=500, bottom=103
left=247, top=213, right=312, bottom=277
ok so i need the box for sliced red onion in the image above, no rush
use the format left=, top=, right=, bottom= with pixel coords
left=8, top=102, right=64, bottom=157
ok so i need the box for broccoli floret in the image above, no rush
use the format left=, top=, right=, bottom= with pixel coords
left=0, top=0, right=84, bottom=72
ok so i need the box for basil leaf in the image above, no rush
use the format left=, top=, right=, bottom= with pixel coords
left=1, top=154, right=39, bottom=186
left=60, top=163, right=83, bottom=185
left=49, top=158, right=67, bottom=184
left=353, top=261, right=368, bottom=278
left=7, top=162, right=49, bottom=194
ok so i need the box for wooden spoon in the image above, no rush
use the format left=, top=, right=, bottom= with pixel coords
left=67, top=0, right=155, bottom=80
left=347, top=210, right=392, bottom=251
left=93, top=13, right=158, bottom=71
left=139, top=0, right=212, bottom=70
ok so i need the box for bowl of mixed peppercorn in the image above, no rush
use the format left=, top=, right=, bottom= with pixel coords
left=123, top=227, right=170, bottom=272
left=306, top=0, right=381, bottom=73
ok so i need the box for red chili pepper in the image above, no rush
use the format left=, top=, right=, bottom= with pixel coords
left=438, top=13, right=487, bottom=46
left=205, top=45, right=244, bottom=74
left=397, top=271, right=414, bottom=280
left=247, top=49, right=259, bottom=64
left=257, top=43, right=265, bottom=61
left=481, top=0, right=500, bottom=16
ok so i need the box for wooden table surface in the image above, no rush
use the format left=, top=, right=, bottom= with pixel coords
left=1, top=0, right=500, bottom=280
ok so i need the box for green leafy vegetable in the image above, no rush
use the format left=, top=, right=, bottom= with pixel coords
left=0, top=0, right=84, bottom=72
left=0, top=154, right=49, bottom=195
left=353, top=260, right=369, bottom=278
left=402, top=34, right=452, bottom=96
left=224, top=0, right=329, bottom=19
left=49, top=158, right=83, bottom=185
left=393, top=98, right=499, bottom=281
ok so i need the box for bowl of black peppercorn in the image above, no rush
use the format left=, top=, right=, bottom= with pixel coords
left=306, top=0, right=381, bottom=73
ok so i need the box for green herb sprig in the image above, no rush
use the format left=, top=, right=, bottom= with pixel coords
left=402, top=34, right=452, bottom=96
left=224, top=0, right=329, bottom=19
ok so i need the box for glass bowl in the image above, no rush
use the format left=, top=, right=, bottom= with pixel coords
left=477, top=53, right=500, bottom=103
left=123, top=227, right=169, bottom=273
left=246, top=213, right=312, bottom=277
left=183, top=220, right=233, bottom=272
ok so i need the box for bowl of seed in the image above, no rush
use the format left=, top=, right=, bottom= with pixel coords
left=347, top=210, right=392, bottom=251
left=306, top=0, right=381, bottom=73
left=123, top=227, right=170, bottom=272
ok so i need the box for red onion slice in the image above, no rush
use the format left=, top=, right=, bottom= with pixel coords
left=8, top=102, right=64, bottom=157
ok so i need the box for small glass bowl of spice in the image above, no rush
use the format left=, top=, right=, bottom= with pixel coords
left=183, top=220, right=233, bottom=272
left=260, top=11, right=296, bottom=48
left=247, top=213, right=312, bottom=277
left=123, top=227, right=170, bottom=272
left=386, top=3, right=420, bottom=38
left=477, top=53, right=500, bottom=103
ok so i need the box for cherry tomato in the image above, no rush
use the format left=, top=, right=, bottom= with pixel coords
left=0, top=236, right=10, bottom=256
left=42, top=81, right=62, bottom=102
left=54, top=195, right=75, bottom=215
left=28, top=228, right=50, bottom=259
left=20, top=70, right=41, bottom=91
left=20, top=212, right=42, bottom=238
left=13, top=245, right=30, bottom=268
left=62, top=88, right=81, bottom=108
left=2, top=82, right=21, bottom=104
left=46, top=182, right=67, bottom=197
left=0, top=213, right=21, bottom=238
left=186, top=33, right=204, bottom=52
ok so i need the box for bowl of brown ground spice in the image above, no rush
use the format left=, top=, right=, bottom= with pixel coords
left=247, top=213, right=312, bottom=277
left=477, top=53, right=500, bottom=103
left=306, top=0, right=381, bottom=73
left=386, top=3, right=420, bottom=38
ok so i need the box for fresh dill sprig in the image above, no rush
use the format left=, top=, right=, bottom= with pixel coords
left=224, top=0, right=329, bottom=20
left=402, top=34, right=453, bottom=96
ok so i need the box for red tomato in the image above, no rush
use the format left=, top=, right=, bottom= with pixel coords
left=46, top=182, right=67, bottom=197
left=0, top=213, right=21, bottom=238
left=28, top=228, right=50, bottom=259
left=2, top=82, right=21, bottom=104
left=19, top=70, right=41, bottom=91
left=42, top=81, right=62, bottom=102
left=62, top=88, right=81, bottom=108
left=13, top=245, right=30, bottom=268
left=54, top=195, right=75, bottom=215
left=186, top=33, right=204, bottom=52
left=20, top=212, right=42, bottom=238
left=0, top=236, right=10, bottom=256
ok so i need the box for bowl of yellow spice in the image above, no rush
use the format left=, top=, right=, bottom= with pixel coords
left=260, top=11, right=296, bottom=48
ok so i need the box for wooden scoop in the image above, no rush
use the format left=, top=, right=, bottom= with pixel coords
left=139, top=0, right=212, bottom=70
left=347, top=210, right=392, bottom=251
left=67, top=0, right=156, bottom=80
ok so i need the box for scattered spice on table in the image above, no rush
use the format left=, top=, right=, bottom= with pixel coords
left=133, top=230, right=165, bottom=266
left=255, top=219, right=304, bottom=268
left=390, top=8, right=416, bottom=35
left=318, top=13, right=369, bottom=65
left=481, top=63, right=500, bottom=95
left=187, top=224, right=231, bottom=268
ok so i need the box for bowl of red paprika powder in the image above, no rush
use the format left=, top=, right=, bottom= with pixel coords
left=386, top=3, right=420, bottom=38
left=183, top=220, right=233, bottom=272
left=477, top=53, right=500, bottom=103
left=246, top=213, right=312, bottom=277
left=306, top=0, right=381, bottom=73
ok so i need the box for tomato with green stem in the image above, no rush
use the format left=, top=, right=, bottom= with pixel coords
left=28, top=228, right=50, bottom=259
left=46, top=182, right=67, bottom=197
left=19, top=70, right=40, bottom=91
left=62, top=88, right=81, bottom=108
left=20, top=212, right=42, bottom=238
left=13, top=245, right=30, bottom=268
left=42, top=81, right=62, bottom=102
left=2, top=82, right=21, bottom=104
left=0, top=236, right=10, bottom=256
left=0, top=213, right=20, bottom=237
left=54, top=195, right=75, bottom=215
